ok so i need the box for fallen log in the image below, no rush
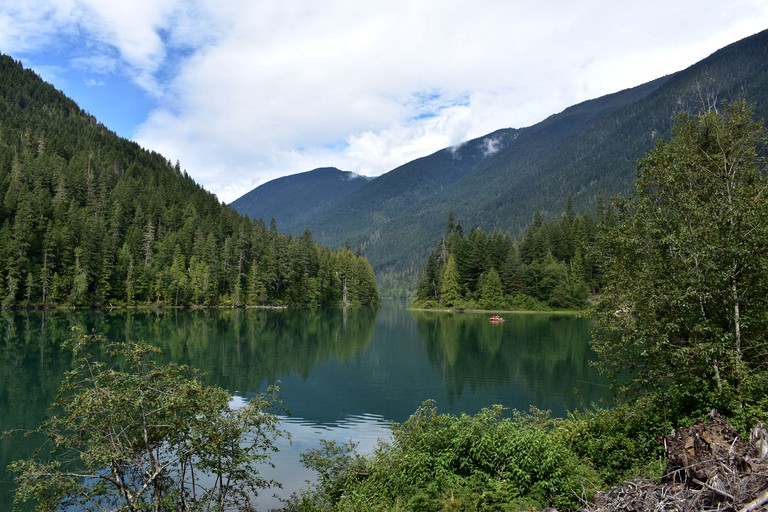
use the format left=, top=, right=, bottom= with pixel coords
left=739, top=487, right=768, bottom=512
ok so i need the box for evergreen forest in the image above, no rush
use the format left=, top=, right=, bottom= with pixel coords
left=413, top=198, right=612, bottom=311
left=0, top=55, right=379, bottom=308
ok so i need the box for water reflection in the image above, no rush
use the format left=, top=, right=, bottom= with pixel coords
left=230, top=395, right=391, bottom=510
left=411, top=310, right=605, bottom=411
left=0, top=304, right=608, bottom=511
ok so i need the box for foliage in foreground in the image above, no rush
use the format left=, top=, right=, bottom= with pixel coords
left=286, top=401, right=668, bottom=512
left=5, top=329, right=286, bottom=511
left=592, top=100, right=768, bottom=427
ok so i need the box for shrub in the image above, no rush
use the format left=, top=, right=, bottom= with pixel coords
left=553, top=400, right=666, bottom=486
left=292, top=401, right=594, bottom=511
left=7, top=329, right=286, bottom=511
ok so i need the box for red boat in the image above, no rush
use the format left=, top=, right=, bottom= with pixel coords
left=489, top=315, right=504, bottom=323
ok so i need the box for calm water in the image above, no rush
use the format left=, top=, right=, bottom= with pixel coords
left=0, top=302, right=608, bottom=510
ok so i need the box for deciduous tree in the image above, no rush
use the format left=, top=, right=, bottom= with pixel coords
left=592, top=101, right=768, bottom=420
left=7, top=330, right=285, bottom=511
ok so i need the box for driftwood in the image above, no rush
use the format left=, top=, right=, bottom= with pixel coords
left=583, top=412, right=768, bottom=512
left=662, top=411, right=753, bottom=487
left=739, top=488, right=768, bottom=512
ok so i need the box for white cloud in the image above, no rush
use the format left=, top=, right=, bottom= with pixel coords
left=0, top=3, right=59, bottom=52
left=2, top=0, right=768, bottom=203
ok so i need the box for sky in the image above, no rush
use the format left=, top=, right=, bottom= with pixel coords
left=1, top=1, right=766, bottom=204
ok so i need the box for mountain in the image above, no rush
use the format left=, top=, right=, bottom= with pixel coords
left=230, top=129, right=517, bottom=248
left=230, top=167, right=372, bottom=229
left=231, top=28, right=768, bottom=295
left=0, top=55, right=379, bottom=307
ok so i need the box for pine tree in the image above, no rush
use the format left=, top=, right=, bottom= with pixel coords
left=501, top=244, right=525, bottom=295
left=415, top=251, right=442, bottom=304
left=440, top=254, right=463, bottom=307
left=479, top=268, right=504, bottom=310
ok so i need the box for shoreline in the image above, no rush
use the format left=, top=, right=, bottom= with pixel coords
left=407, top=305, right=588, bottom=316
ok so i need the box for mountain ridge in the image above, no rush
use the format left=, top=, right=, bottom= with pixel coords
left=233, top=28, right=768, bottom=295
left=230, top=166, right=371, bottom=229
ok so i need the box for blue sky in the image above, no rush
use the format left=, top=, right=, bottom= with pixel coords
left=1, top=1, right=766, bottom=203
left=29, top=54, right=155, bottom=138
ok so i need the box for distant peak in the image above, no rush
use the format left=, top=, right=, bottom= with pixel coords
left=304, top=166, right=343, bottom=175
left=345, top=172, right=373, bottom=181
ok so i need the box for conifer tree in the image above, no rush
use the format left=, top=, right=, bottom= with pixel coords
left=440, top=254, right=463, bottom=307
left=479, top=268, right=504, bottom=309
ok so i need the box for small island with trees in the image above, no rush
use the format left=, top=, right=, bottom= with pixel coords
left=412, top=198, right=607, bottom=312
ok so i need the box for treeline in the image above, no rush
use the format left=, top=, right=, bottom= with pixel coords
left=414, top=199, right=613, bottom=310
left=0, top=54, right=378, bottom=308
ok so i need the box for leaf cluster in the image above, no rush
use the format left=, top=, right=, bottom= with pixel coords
left=8, top=328, right=286, bottom=511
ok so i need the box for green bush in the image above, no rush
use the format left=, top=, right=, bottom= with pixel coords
left=291, top=401, right=595, bottom=511
left=553, top=400, right=666, bottom=486
left=506, top=293, right=550, bottom=312
left=7, top=330, right=286, bottom=511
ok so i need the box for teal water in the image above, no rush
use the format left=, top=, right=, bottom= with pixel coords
left=0, top=302, right=608, bottom=510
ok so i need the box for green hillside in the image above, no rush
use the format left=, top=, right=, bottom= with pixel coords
left=238, top=29, right=768, bottom=296
left=229, top=167, right=372, bottom=229
left=0, top=55, right=378, bottom=308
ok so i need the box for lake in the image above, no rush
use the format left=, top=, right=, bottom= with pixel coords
left=0, top=302, right=608, bottom=510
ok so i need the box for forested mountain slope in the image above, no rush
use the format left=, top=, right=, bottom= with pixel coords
left=445, top=28, right=768, bottom=233
left=233, top=29, right=768, bottom=296
left=0, top=55, right=378, bottom=307
left=282, top=128, right=518, bottom=240
left=229, top=167, right=372, bottom=229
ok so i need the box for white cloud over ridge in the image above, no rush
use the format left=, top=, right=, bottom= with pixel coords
left=2, top=1, right=767, bottom=202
